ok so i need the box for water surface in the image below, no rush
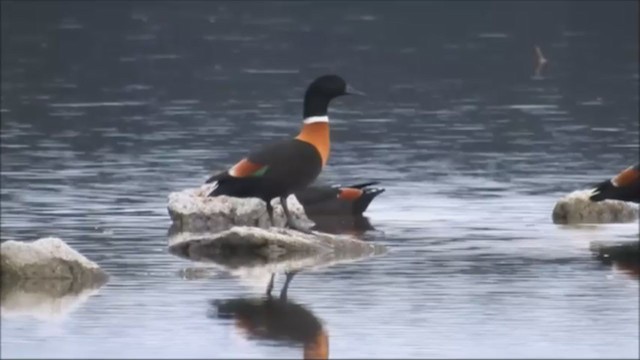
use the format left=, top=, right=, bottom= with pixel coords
left=1, top=1, right=638, bottom=358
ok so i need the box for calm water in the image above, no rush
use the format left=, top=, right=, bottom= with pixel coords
left=1, top=1, right=639, bottom=358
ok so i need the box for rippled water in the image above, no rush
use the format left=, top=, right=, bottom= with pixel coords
left=1, top=2, right=639, bottom=358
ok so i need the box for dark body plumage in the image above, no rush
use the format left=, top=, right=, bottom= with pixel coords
left=208, top=139, right=322, bottom=202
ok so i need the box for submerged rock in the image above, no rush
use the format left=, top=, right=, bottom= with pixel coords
left=168, top=226, right=387, bottom=274
left=1, top=237, right=108, bottom=284
left=552, top=190, right=639, bottom=224
left=168, top=184, right=311, bottom=233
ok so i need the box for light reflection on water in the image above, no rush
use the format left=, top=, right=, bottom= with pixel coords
left=1, top=1, right=639, bottom=359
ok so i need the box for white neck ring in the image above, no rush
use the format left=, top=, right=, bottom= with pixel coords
left=303, top=115, right=329, bottom=124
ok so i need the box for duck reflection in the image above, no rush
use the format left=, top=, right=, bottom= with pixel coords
left=591, top=240, right=640, bottom=280
left=210, top=272, right=329, bottom=359
left=612, top=260, right=640, bottom=279
left=308, top=214, right=375, bottom=235
left=597, top=255, right=640, bottom=280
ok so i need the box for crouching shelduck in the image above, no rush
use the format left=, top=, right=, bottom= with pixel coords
left=205, top=75, right=364, bottom=233
left=589, top=163, right=640, bottom=203
left=295, top=181, right=385, bottom=217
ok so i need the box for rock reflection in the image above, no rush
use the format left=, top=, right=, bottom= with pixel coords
left=168, top=227, right=386, bottom=281
left=0, top=277, right=106, bottom=321
left=210, top=272, right=329, bottom=359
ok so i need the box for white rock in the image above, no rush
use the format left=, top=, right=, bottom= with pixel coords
left=552, top=190, right=639, bottom=224
left=167, top=184, right=311, bottom=233
left=1, top=236, right=108, bottom=282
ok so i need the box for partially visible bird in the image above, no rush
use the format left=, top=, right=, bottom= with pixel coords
left=589, top=163, right=640, bottom=203
left=294, top=181, right=385, bottom=217
left=205, top=75, right=364, bottom=233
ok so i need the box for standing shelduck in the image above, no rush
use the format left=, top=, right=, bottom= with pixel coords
left=205, top=75, right=364, bottom=232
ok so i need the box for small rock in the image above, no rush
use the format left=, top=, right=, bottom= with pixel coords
left=552, top=190, right=639, bottom=224
left=1, top=237, right=108, bottom=284
left=167, top=184, right=311, bottom=233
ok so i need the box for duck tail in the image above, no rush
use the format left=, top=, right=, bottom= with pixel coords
left=347, top=181, right=380, bottom=189
left=589, top=179, right=613, bottom=202
left=205, top=170, right=227, bottom=184
left=352, top=187, right=385, bottom=214
left=336, top=182, right=385, bottom=215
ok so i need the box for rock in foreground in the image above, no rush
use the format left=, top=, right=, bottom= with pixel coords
left=552, top=190, right=639, bottom=224
left=1, top=237, right=108, bottom=285
left=168, top=226, right=387, bottom=273
left=168, top=184, right=311, bottom=233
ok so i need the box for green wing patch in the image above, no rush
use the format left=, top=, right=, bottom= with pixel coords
left=251, top=165, right=269, bottom=177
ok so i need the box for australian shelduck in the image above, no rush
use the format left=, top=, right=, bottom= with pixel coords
left=205, top=74, right=364, bottom=232
left=294, top=181, right=385, bottom=217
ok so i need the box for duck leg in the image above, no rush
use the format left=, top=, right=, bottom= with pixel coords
left=266, top=273, right=275, bottom=297
left=265, top=200, right=275, bottom=226
left=280, top=196, right=312, bottom=234
left=280, top=271, right=298, bottom=301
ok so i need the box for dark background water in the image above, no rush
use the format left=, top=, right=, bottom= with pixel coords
left=1, top=1, right=638, bottom=358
